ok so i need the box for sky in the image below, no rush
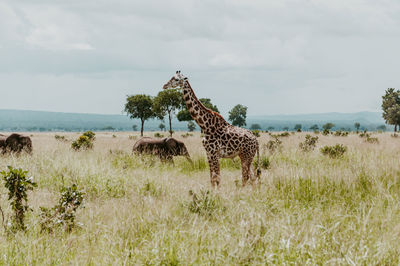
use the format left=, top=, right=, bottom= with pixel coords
left=1, top=0, right=400, bottom=116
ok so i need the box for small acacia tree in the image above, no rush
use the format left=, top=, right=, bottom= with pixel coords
left=228, top=104, right=247, bottom=127
left=354, top=122, right=361, bottom=132
left=382, top=88, right=400, bottom=132
left=187, top=121, right=196, bottom=132
left=250, top=124, right=261, bottom=130
left=153, top=89, right=183, bottom=137
left=125, top=94, right=156, bottom=137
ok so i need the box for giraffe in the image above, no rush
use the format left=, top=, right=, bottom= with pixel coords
left=163, top=71, right=261, bottom=188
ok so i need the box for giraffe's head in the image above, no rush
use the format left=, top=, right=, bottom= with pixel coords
left=163, top=71, right=187, bottom=90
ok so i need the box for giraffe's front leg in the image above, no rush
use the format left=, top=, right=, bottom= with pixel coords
left=207, top=154, right=221, bottom=188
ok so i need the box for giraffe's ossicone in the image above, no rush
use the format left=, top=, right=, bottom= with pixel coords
left=163, top=71, right=261, bottom=188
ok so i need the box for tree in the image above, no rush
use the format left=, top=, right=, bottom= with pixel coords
left=382, top=88, right=400, bottom=132
left=354, top=122, right=361, bottom=132
left=132, top=125, right=138, bottom=131
left=125, top=94, right=156, bottom=136
left=177, top=98, right=219, bottom=122
left=153, top=89, right=184, bottom=136
left=309, top=124, right=319, bottom=131
left=267, top=126, right=275, bottom=131
left=159, top=123, right=166, bottom=131
left=250, top=124, right=261, bottom=130
left=228, top=104, right=247, bottom=127
left=187, top=121, right=196, bottom=132
left=283, top=126, right=289, bottom=131
left=322, top=123, right=335, bottom=131
left=294, top=124, right=302, bottom=131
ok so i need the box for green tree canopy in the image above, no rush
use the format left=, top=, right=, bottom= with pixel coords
left=309, top=124, right=319, bottom=131
left=177, top=98, right=219, bottom=122
left=124, top=94, right=156, bottom=136
left=294, top=124, right=302, bottom=131
left=377, top=125, right=387, bottom=131
left=159, top=123, right=166, bottom=131
left=382, top=88, right=400, bottom=132
left=187, top=121, right=196, bottom=132
left=354, top=122, right=361, bottom=131
left=322, top=123, right=335, bottom=131
left=228, top=104, right=248, bottom=127
left=153, top=89, right=184, bottom=136
left=250, top=124, right=261, bottom=130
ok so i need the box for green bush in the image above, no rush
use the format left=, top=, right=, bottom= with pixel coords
left=82, top=131, right=96, bottom=141
left=365, top=136, right=379, bottom=144
left=334, top=130, right=349, bottom=137
left=322, top=129, right=330, bottom=136
left=1, top=166, right=37, bottom=232
left=299, top=134, right=319, bottom=152
left=40, top=184, right=84, bottom=233
left=265, top=137, right=282, bottom=153
left=252, top=130, right=261, bottom=137
left=71, top=135, right=94, bottom=151
left=154, top=132, right=164, bottom=138
left=54, top=135, right=68, bottom=142
left=320, top=144, right=347, bottom=158
left=181, top=133, right=193, bottom=138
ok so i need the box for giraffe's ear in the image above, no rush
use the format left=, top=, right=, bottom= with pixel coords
left=184, top=77, right=188, bottom=80
left=176, top=71, right=179, bottom=74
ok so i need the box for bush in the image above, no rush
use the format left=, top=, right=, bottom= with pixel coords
left=186, top=190, right=225, bottom=217
left=359, top=131, right=370, bottom=138
left=334, top=130, right=349, bottom=137
left=128, top=135, right=137, bottom=140
left=71, top=135, right=94, bottom=151
left=1, top=166, right=37, bottom=232
left=299, top=134, right=319, bottom=152
left=181, top=133, right=193, bottom=138
left=322, top=129, right=330, bottom=136
left=40, top=184, right=84, bottom=233
left=154, top=132, right=164, bottom=138
left=365, top=136, right=379, bottom=144
left=252, top=130, right=260, bottom=137
left=265, top=137, right=282, bottom=153
left=54, top=135, right=68, bottom=142
left=320, top=144, right=347, bottom=158
left=258, top=156, right=271, bottom=169
left=82, top=131, right=96, bottom=141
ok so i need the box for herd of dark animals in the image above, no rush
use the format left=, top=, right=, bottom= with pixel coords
left=0, top=133, right=33, bottom=155
left=0, top=132, right=190, bottom=163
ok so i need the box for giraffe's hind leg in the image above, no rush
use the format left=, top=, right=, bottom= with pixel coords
left=207, top=154, right=221, bottom=188
left=240, top=155, right=251, bottom=187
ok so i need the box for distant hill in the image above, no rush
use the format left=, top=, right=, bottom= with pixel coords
left=0, top=109, right=389, bottom=132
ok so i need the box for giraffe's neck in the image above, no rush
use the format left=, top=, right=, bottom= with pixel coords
left=182, top=81, right=226, bottom=133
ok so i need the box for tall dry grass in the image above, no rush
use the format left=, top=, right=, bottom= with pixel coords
left=0, top=131, right=399, bottom=264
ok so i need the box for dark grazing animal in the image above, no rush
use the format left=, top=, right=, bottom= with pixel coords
left=132, top=137, right=192, bottom=163
left=1, top=133, right=33, bottom=154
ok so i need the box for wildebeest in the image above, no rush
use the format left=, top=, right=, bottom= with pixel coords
left=132, top=137, right=191, bottom=163
left=0, top=133, right=33, bottom=154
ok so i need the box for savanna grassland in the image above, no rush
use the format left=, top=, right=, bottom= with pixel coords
left=1, top=131, right=400, bottom=265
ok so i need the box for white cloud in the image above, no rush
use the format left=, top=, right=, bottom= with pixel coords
left=0, top=0, right=400, bottom=115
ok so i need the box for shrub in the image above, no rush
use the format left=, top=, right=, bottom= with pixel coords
left=320, top=144, right=347, bottom=158
left=128, top=135, right=137, bottom=140
left=322, top=129, right=330, bottom=136
left=365, top=136, right=379, bottom=144
left=334, top=130, right=349, bottom=137
left=391, top=133, right=398, bottom=138
left=359, top=131, right=370, bottom=138
left=71, top=135, right=94, bottom=151
left=252, top=130, right=260, bottom=137
left=82, top=131, right=96, bottom=141
left=154, top=132, right=164, bottom=138
left=186, top=190, right=225, bottom=217
left=256, top=156, right=271, bottom=170
left=1, top=166, right=37, bottom=231
left=181, top=133, right=193, bottom=138
left=265, top=137, right=282, bottom=153
left=112, top=134, right=117, bottom=138
left=140, top=180, right=162, bottom=197
left=54, top=135, right=68, bottom=142
left=40, top=184, right=84, bottom=233
left=299, top=134, right=319, bottom=152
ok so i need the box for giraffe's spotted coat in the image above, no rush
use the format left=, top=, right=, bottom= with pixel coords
left=163, top=71, right=260, bottom=188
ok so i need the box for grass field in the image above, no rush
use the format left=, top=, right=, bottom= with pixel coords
left=0, top=131, right=400, bottom=265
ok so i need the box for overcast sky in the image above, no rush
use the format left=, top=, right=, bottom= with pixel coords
left=1, top=0, right=400, bottom=116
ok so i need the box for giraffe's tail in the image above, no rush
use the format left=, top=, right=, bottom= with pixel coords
left=256, top=144, right=261, bottom=178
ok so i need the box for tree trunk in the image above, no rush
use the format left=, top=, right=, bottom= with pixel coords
left=141, top=119, right=144, bottom=137
left=168, top=111, right=173, bottom=137
left=395, top=124, right=397, bottom=132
